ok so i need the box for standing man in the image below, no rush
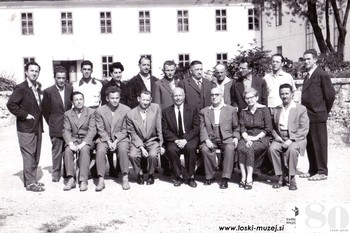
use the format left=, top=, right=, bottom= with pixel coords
left=270, top=84, right=309, bottom=190
left=73, top=60, right=102, bottom=109
left=230, top=60, right=267, bottom=111
left=126, top=90, right=164, bottom=185
left=263, top=54, right=296, bottom=109
left=126, top=56, right=158, bottom=109
left=42, top=66, right=73, bottom=182
left=7, top=61, right=44, bottom=192
left=200, top=87, right=240, bottom=189
left=162, top=87, right=199, bottom=187
left=62, top=92, right=96, bottom=191
left=95, top=86, right=131, bottom=191
left=178, top=60, right=212, bottom=110
left=100, top=62, right=127, bottom=106
left=212, top=63, right=235, bottom=105
left=301, top=49, right=335, bottom=181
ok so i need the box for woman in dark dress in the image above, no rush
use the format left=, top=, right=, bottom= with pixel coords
left=237, top=88, right=272, bottom=190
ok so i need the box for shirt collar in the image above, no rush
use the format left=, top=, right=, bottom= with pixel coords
left=174, top=103, right=184, bottom=110
left=281, top=101, right=296, bottom=110
left=214, top=77, right=230, bottom=86
left=26, top=78, right=38, bottom=89
left=308, top=65, right=317, bottom=77
left=192, top=77, right=202, bottom=83
left=55, top=84, right=65, bottom=91
left=140, top=73, right=150, bottom=80
left=209, top=102, right=226, bottom=110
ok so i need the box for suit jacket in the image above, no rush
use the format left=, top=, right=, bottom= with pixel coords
left=178, top=76, right=212, bottom=110
left=125, top=74, right=158, bottom=109
left=42, top=84, right=73, bottom=137
left=154, top=78, right=179, bottom=110
left=271, top=103, right=310, bottom=156
left=199, top=104, right=240, bottom=144
left=230, top=76, right=267, bottom=111
left=62, top=106, right=96, bottom=146
left=162, top=104, right=199, bottom=143
left=301, top=67, right=335, bottom=123
left=95, top=104, right=130, bottom=143
left=212, top=78, right=235, bottom=105
left=7, top=80, right=43, bottom=133
left=126, top=103, right=163, bottom=148
left=100, top=79, right=127, bottom=106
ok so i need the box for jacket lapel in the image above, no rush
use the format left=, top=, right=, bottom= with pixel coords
left=25, top=81, right=41, bottom=110
left=275, top=107, right=282, bottom=133
left=161, top=79, right=173, bottom=94
left=78, top=107, right=88, bottom=129
left=103, top=106, right=112, bottom=130
left=219, top=106, right=227, bottom=126
left=133, top=109, right=147, bottom=137
left=53, top=87, right=65, bottom=111
left=70, top=109, right=80, bottom=128
left=64, top=85, right=71, bottom=110
left=302, top=69, right=317, bottom=93
left=169, top=106, right=178, bottom=133
left=145, top=105, right=155, bottom=137
left=111, top=107, right=121, bottom=132
left=188, top=78, right=201, bottom=93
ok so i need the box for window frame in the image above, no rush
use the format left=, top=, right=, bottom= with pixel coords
left=100, top=11, right=112, bottom=34
left=61, top=12, right=73, bottom=34
left=215, top=9, right=227, bottom=31
left=21, top=12, right=34, bottom=35
left=101, top=55, right=113, bottom=78
left=178, top=54, right=190, bottom=68
left=248, top=8, right=260, bottom=31
left=139, top=11, right=151, bottom=33
left=177, top=10, right=189, bottom=32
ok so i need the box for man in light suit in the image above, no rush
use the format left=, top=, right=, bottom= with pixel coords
left=62, top=92, right=96, bottom=191
left=178, top=60, right=212, bottom=110
left=154, top=60, right=179, bottom=176
left=270, top=84, right=309, bottom=190
left=162, top=87, right=199, bottom=187
left=212, top=63, right=235, bottom=105
left=200, top=87, right=240, bottom=189
left=7, top=61, right=45, bottom=192
left=126, top=90, right=164, bottom=185
left=42, top=66, right=73, bottom=182
left=301, top=49, right=335, bottom=181
left=95, top=86, right=131, bottom=191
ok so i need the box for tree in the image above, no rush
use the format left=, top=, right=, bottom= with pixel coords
left=252, top=0, right=350, bottom=61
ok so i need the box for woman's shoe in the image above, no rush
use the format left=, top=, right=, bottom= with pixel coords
left=239, top=181, right=245, bottom=188
left=244, top=182, right=253, bottom=190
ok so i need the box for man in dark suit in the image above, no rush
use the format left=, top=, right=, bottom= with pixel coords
left=42, top=66, right=73, bottom=182
left=200, top=87, right=240, bottom=189
left=7, top=61, right=45, bottom=192
left=95, top=86, right=131, bottom=191
left=125, top=56, right=158, bottom=109
left=62, top=92, right=96, bottom=191
left=126, top=90, right=164, bottom=185
left=301, top=49, right=335, bottom=181
left=178, top=60, right=212, bottom=110
left=230, top=60, right=267, bottom=111
left=270, top=84, right=309, bottom=191
left=162, top=87, right=199, bottom=187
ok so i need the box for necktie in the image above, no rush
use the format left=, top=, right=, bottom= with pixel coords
left=177, top=106, right=184, bottom=139
left=197, top=80, right=202, bottom=90
left=32, top=86, right=40, bottom=107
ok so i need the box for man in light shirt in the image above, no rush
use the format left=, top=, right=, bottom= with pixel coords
left=211, top=63, right=235, bottom=105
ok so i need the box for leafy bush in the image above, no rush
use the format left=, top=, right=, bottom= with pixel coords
left=0, top=72, right=16, bottom=91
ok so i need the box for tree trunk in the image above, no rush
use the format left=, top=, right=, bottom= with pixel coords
left=325, top=0, right=335, bottom=52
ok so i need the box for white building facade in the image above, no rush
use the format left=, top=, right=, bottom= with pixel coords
left=0, top=0, right=261, bottom=88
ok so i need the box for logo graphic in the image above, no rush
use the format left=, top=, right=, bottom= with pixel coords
left=292, top=207, right=299, bottom=217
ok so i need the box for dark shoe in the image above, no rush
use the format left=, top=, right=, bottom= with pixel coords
left=289, top=181, right=298, bottom=191
left=244, top=182, right=253, bottom=190
left=239, top=181, right=245, bottom=188
left=36, top=182, right=45, bottom=187
left=146, top=174, right=155, bottom=185
left=203, top=177, right=216, bottom=186
left=174, top=177, right=184, bottom=187
left=137, top=174, right=144, bottom=185
left=187, top=178, right=197, bottom=188
left=52, top=177, right=60, bottom=182
left=63, top=178, right=76, bottom=191
left=219, top=178, right=228, bottom=189
left=95, top=177, right=105, bottom=192
left=80, top=181, right=88, bottom=192
left=26, top=183, right=45, bottom=192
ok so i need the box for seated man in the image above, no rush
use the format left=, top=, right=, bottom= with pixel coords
left=126, top=90, right=164, bottom=185
left=62, top=91, right=96, bottom=191
left=270, top=84, right=309, bottom=191
left=162, top=87, right=199, bottom=187
left=95, top=86, right=131, bottom=191
left=200, top=87, right=240, bottom=189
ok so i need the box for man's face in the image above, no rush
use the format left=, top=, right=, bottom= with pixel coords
left=303, top=53, right=317, bottom=70
left=211, top=89, right=223, bottom=106
left=279, top=87, right=293, bottom=106
left=111, top=68, right=122, bottom=82
left=271, top=56, right=283, bottom=72
left=172, top=89, right=185, bottom=106
left=55, top=72, right=67, bottom=88
left=190, top=64, right=203, bottom=80
left=214, top=65, right=226, bottom=81
left=73, top=94, right=84, bottom=110
left=239, top=62, right=251, bottom=77
left=138, top=93, right=152, bottom=110
left=107, top=91, right=120, bottom=108
left=139, top=58, right=151, bottom=75
left=81, top=65, right=93, bottom=79
left=25, top=65, right=40, bottom=82
left=164, top=64, right=176, bottom=80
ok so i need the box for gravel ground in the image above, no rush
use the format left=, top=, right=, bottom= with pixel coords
left=0, top=123, right=349, bottom=233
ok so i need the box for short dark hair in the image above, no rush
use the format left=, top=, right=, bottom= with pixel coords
left=279, top=83, right=293, bottom=91
left=54, top=66, right=67, bottom=77
left=109, top=62, right=124, bottom=73
left=139, top=89, right=152, bottom=97
left=163, top=60, right=176, bottom=69
left=81, top=60, right=93, bottom=69
left=272, top=53, right=285, bottom=63
left=25, top=61, right=41, bottom=72
left=190, top=60, right=202, bottom=67
left=71, top=91, right=84, bottom=101
left=138, top=55, right=151, bottom=64
left=304, top=49, right=318, bottom=59
left=105, top=86, right=121, bottom=97
left=240, top=58, right=252, bottom=68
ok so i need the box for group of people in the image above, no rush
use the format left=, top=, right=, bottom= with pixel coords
left=7, top=49, right=336, bottom=193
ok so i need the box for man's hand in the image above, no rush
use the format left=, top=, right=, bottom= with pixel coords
left=140, top=146, right=149, bottom=157
left=232, top=138, right=238, bottom=149
left=245, top=140, right=253, bottom=148
left=107, top=140, right=114, bottom=150
left=282, top=139, right=292, bottom=150
left=68, top=142, right=78, bottom=152
left=160, top=147, right=165, bottom=155
left=175, top=139, right=187, bottom=149
left=77, top=141, right=86, bottom=151
left=205, top=139, right=214, bottom=150
left=26, top=114, right=35, bottom=120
